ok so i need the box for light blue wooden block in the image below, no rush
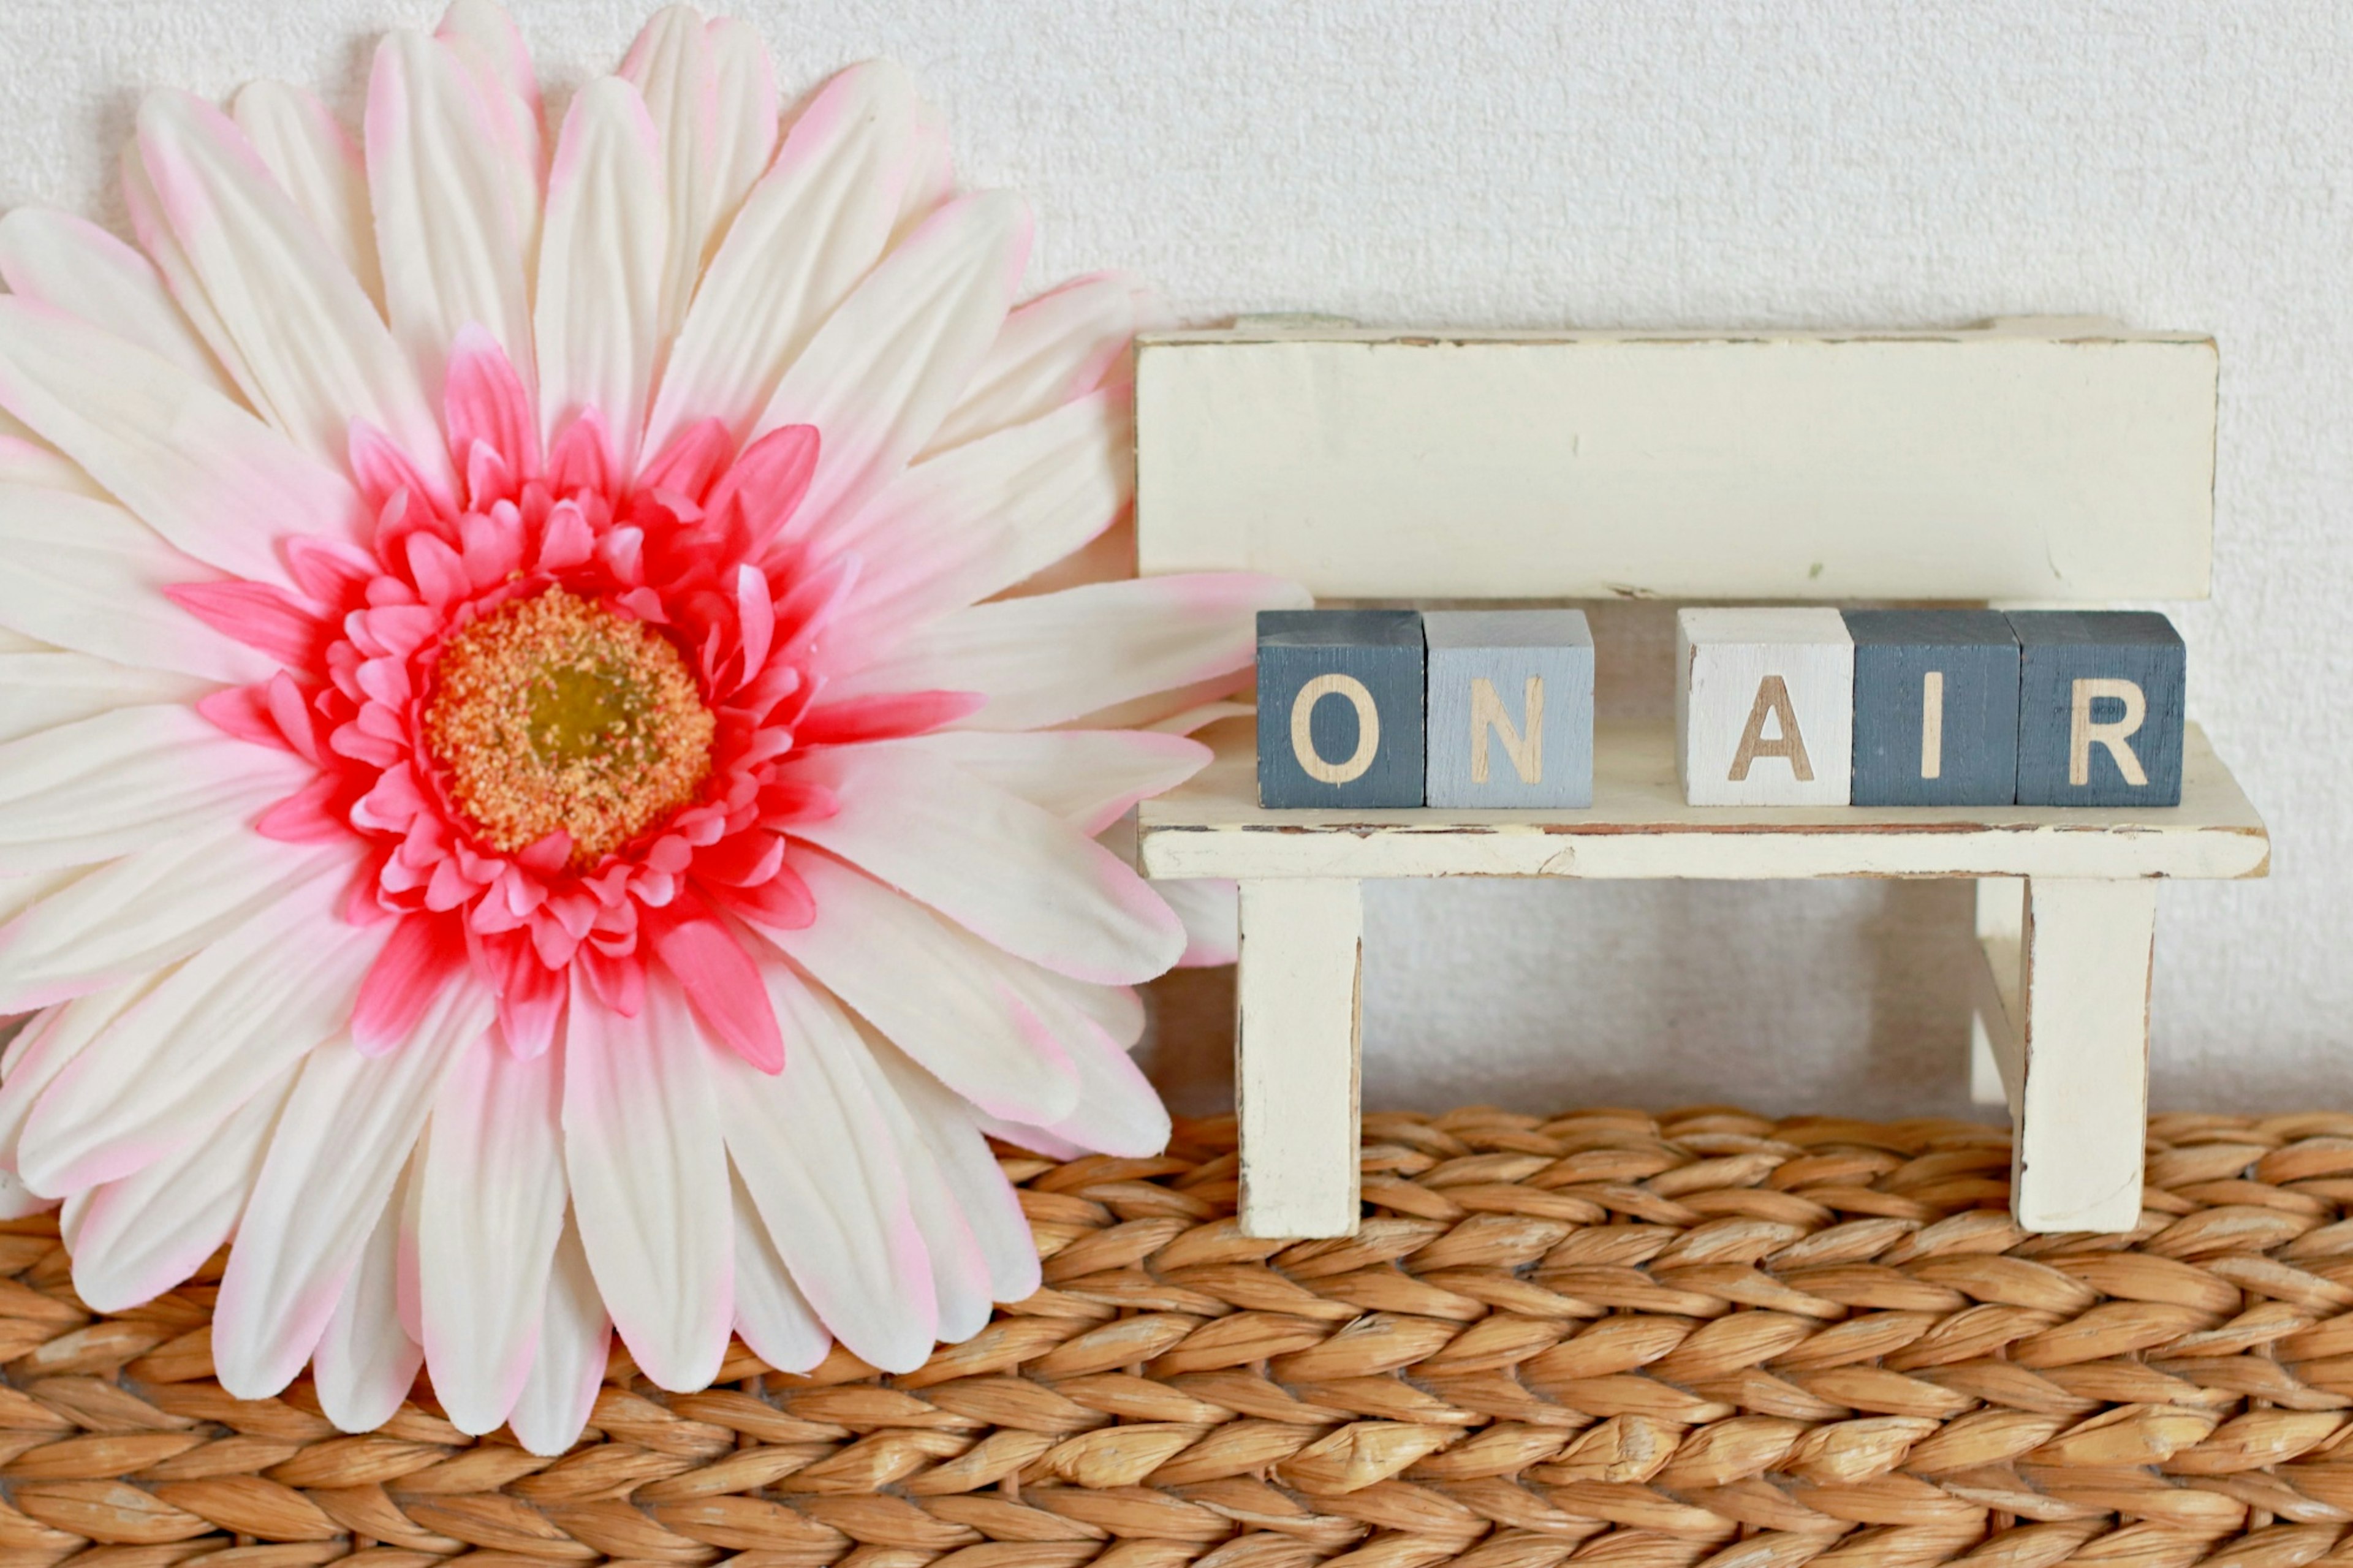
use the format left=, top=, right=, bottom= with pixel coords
left=1423, top=610, right=1594, bottom=808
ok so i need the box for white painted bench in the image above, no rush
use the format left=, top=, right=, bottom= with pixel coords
left=1131, top=319, right=2270, bottom=1240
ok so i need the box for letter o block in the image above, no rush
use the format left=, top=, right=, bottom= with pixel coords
left=1256, top=610, right=1426, bottom=808
left=1677, top=607, right=1855, bottom=806
left=2009, top=611, right=2185, bottom=806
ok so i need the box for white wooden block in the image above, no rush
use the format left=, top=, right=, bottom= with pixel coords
left=1136, top=324, right=2218, bottom=602
left=1235, top=879, right=1362, bottom=1238
left=2011, top=877, right=2157, bottom=1232
left=1677, top=608, right=1855, bottom=806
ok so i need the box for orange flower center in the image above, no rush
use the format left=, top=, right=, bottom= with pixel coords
left=425, top=588, right=715, bottom=866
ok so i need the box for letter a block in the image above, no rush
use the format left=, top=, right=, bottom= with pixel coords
left=1423, top=610, right=1594, bottom=808
left=1677, top=607, right=1854, bottom=806
left=1256, top=609, right=1425, bottom=808
left=2009, top=611, right=2185, bottom=806
left=1844, top=609, right=2020, bottom=806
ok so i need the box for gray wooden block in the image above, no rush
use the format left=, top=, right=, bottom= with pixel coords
left=2009, top=612, right=2186, bottom=807
left=1844, top=609, right=2020, bottom=806
left=1423, top=610, right=1594, bottom=808
left=1256, top=610, right=1425, bottom=808
left=1677, top=607, right=1854, bottom=806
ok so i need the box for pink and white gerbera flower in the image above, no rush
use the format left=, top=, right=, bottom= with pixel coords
left=0, top=1, right=1297, bottom=1452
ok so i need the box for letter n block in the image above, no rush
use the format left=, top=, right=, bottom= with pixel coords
left=1423, top=610, right=1594, bottom=808
left=1844, top=609, right=2020, bottom=806
left=1256, top=609, right=1425, bottom=808
left=2009, top=611, right=2186, bottom=806
left=1677, top=607, right=1854, bottom=806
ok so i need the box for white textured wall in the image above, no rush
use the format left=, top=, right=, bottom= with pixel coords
left=2, top=0, right=2346, bottom=1117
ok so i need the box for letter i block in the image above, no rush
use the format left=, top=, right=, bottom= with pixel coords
left=2008, top=611, right=2186, bottom=806
left=1844, top=610, right=2020, bottom=806
left=1256, top=609, right=1426, bottom=808
left=1677, top=607, right=1854, bottom=806
left=1423, top=610, right=1594, bottom=808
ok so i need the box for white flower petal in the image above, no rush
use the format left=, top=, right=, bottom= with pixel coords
left=878, top=729, right=1209, bottom=838
left=134, top=92, right=449, bottom=491
left=729, top=1168, right=827, bottom=1373
left=17, top=858, right=376, bottom=1194
left=0, top=1170, right=55, bottom=1221
left=66, top=1059, right=294, bottom=1313
left=508, top=1210, right=608, bottom=1458
left=0, top=300, right=365, bottom=585
left=832, top=574, right=1309, bottom=732
left=0, top=824, right=333, bottom=1015
left=121, top=145, right=266, bottom=414
left=419, top=1036, right=567, bottom=1436
left=212, top=988, right=488, bottom=1399
left=367, top=31, right=538, bottom=400
left=715, top=961, right=936, bottom=1371
left=873, top=1044, right=1042, bottom=1305
left=436, top=0, right=547, bottom=246
left=1156, top=876, right=1241, bottom=968
left=0, top=210, right=230, bottom=392
left=703, top=20, right=781, bottom=243
left=0, top=866, right=85, bottom=937
left=755, top=189, right=1028, bottom=537
left=0, top=653, right=210, bottom=748
left=0, top=974, right=154, bottom=1171
left=889, top=102, right=955, bottom=248
left=789, top=746, right=1181, bottom=986
left=1002, top=1004, right=1172, bottom=1159
left=231, top=81, right=385, bottom=312
left=925, top=272, right=1159, bottom=455
left=563, top=971, right=729, bottom=1392
left=827, top=387, right=1131, bottom=648
left=313, top=1167, right=425, bottom=1433
left=836, top=1024, right=995, bottom=1343
left=0, top=705, right=310, bottom=874
left=0, top=415, right=104, bottom=496
left=761, top=857, right=1079, bottom=1127
left=0, top=486, right=276, bottom=685
left=643, top=60, right=918, bottom=455
left=535, top=77, right=667, bottom=471
left=622, top=7, right=778, bottom=339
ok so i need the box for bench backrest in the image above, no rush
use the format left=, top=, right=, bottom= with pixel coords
left=1133, top=320, right=2217, bottom=604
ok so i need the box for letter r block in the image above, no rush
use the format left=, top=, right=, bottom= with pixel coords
left=2009, top=611, right=2186, bottom=806
left=1423, top=610, right=1594, bottom=808
left=1844, top=609, right=2020, bottom=806
left=1256, top=609, right=1426, bottom=808
left=1677, top=607, right=1854, bottom=806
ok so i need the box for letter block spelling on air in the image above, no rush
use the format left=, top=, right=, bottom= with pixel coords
left=1423, top=610, right=1594, bottom=808
left=1677, top=607, right=1854, bottom=806
left=2009, top=611, right=2186, bottom=807
left=1256, top=610, right=1427, bottom=808
left=1844, top=609, right=2021, bottom=806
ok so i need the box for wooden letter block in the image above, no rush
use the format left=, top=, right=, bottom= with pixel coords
left=1256, top=609, right=1425, bottom=808
left=1844, top=609, right=2021, bottom=806
left=2009, top=611, right=2186, bottom=806
left=1423, top=610, right=1594, bottom=808
left=1677, top=607, right=1854, bottom=806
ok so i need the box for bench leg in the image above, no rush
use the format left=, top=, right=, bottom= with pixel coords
left=1989, top=877, right=2157, bottom=1233
left=1235, top=879, right=1363, bottom=1238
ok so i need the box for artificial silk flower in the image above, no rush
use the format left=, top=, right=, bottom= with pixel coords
left=0, top=1, right=1297, bottom=1452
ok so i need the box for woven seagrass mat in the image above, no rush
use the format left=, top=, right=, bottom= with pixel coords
left=7, top=1107, right=2353, bottom=1568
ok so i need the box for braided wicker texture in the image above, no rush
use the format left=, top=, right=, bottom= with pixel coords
left=9, top=1108, right=2353, bottom=1568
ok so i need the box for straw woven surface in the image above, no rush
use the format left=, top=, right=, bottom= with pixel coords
left=9, top=1107, right=2353, bottom=1568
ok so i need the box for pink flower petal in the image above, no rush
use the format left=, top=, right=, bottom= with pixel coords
left=165, top=580, right=328, bottom=668
left=351, top=912, right=468, bottom=1055
left=794, top=689, right=984, bottom=748
left=651, top=906, right=784, bottom=1074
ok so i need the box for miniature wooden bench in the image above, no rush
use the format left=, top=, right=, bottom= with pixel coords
left=1131, top=318, right=2271, bottom=1241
